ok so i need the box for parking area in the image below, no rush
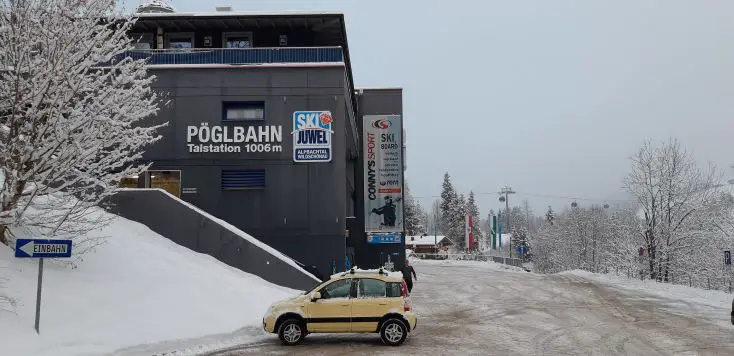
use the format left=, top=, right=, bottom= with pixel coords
left=208, top=261, right=734, bottom=356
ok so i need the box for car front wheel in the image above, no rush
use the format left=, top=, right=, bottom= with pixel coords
left=379, top=318, right=408, bottom=346
left=278, top=319, right=305, bottom=346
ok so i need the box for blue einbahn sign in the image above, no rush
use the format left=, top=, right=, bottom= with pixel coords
left=15, top=239, right=73, bottom=258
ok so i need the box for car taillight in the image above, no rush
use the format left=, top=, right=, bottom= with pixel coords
left=401, top=281, right=411, bottom=311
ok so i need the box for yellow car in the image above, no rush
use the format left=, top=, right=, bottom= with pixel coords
left=263, top=268, right=417, bottom=346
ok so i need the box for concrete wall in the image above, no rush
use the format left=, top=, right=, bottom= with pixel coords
left=105, top=189, right=321, bottom=290
left=136, top=66, right=357, bottom=278
left=351, top=88, right=405, bottom=270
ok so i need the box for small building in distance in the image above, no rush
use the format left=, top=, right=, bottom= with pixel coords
left=405, top=235, right=453, bottom=254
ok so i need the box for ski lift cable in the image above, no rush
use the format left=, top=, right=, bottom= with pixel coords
left=411, top=190, right=631, bottom=203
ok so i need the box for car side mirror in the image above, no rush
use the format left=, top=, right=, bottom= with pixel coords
left=311, top=291, right=321, bottom=302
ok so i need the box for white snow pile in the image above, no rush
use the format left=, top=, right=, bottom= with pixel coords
left=0, top=212, right=302, bottom=356
left=564, top=270, right=733, bottom=327
left=411, top=258, right=527, bottom=273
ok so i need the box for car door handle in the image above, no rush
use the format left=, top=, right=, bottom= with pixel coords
left=340, top=304, right=350, bottom=306
left=378, top=303, right=388, bottom=306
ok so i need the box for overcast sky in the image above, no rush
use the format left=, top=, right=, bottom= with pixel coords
left=163, top=0, right=734, bottom=216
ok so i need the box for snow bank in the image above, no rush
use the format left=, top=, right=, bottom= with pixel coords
left=564, top=270, right=733, bottom=309
left=564, top=270, right=733, bottom=327
left=117, top=188, right=320, bottom=283
left=0, top=212, right=301, bottom=356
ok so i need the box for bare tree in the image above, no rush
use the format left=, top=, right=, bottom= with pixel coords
left=624, top=138, right=725, bottom=281
left=0, top=0, right=166, bottom=248
left=530, top=141, right=733, bottom=292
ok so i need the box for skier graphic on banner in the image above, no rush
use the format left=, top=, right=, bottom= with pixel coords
left=370, top=195, right=403, bottom=228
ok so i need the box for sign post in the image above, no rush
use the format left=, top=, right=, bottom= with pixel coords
left=35, top=258, right=43, bottom=333
left=725, top=250, right=731, bottom=293
left=638, top=246, right=645, bottom=280
left=15, top=239, right=73, bottom=334
left=491, top=215, right=497, bottom=251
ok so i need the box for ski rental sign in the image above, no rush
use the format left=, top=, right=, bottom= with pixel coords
left=363, top=115, right=404, bottom=233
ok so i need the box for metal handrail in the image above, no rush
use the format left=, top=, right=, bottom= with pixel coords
left=106, top=46, right=345, bottom=66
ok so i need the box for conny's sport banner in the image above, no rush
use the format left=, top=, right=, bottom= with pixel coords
left=363, top=115, right=404, bottom=233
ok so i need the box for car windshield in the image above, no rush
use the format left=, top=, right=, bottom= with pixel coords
left=302, top=281, right=324, bottom=295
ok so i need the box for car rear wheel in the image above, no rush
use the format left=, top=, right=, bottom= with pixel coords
left=278, top=319, right=305, bottom=346
left=379, top=318, right=407, bottom=346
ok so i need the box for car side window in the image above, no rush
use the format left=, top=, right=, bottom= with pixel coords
left=319, top=278, right=352, bottom=299
left=386, top=282, right=402, bottom=297
left=357, top=278, right=387, bottom=298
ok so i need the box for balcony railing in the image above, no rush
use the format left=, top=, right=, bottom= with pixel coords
left=108, top=46, right=344, bottom=66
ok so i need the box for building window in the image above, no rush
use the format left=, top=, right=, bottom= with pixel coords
left=146, top=170, right=182, bottom=198
left=223, top=32, right=253, bottom=48
left=222, top=101, right=264, bottom=122
left=221, top=170, right=265, bottom=190
left=130, top=33, right=154, bottom=50
left=119, top=175, right=140, bottom=188
left=165, top=33, right=194, bottom=49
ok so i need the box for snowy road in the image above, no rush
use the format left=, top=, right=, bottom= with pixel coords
left=206, top=261, right=734, bottom=356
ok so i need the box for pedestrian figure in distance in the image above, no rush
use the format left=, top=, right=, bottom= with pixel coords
left=402, top=259, right=417, bottom=294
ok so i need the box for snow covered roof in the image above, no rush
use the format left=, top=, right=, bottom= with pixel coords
left=134, top=10, right=343, bottom=18
left=405, top=235, right=450, bottom=246
left=354, top=86, right=403, bottom=91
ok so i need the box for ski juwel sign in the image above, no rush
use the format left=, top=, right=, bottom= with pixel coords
left=15, top=239, right=73, bottom=334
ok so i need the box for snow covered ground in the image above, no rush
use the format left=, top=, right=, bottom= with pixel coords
left=564, top=269, right=734, bottom=329
left=0, top=213, right=304, bottom=356
left=209, top=259, right=734, bottom=355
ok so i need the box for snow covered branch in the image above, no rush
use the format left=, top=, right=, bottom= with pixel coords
left=0, top=0, right=166, bottom=246
left=404, top=182, right=428, bottom=236
left=533, top=138, right=734, bottom=292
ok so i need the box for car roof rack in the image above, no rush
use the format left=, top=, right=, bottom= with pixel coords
left=339, top=267, right=389, bottom=277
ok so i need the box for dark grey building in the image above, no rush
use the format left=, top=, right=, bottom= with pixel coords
left=350, top=88, right=406, bottom=270
left=117, top=8, right=405, bottom=278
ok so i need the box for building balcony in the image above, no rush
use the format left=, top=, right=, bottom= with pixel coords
left=111, top=46, right=344, bottom=66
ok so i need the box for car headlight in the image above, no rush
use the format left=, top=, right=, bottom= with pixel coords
left=265, top=303, right=278, bottom=316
